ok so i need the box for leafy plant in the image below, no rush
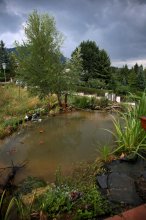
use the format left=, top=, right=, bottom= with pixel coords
left=98, top=97, right=109, bottom=108
left=72, top=96, right=91, bottom=109
left=108, top=92, right=146, bottom=157
left=75, top=185, right=110, bottom=219
left=35, top=186, right=73, bottom=218
left=17, top=176, right=47, bottom=195
left=3, top=118, right=20, bottom=130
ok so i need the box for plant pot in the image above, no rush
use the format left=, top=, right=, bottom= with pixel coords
left=140, top=116, right=146, bottom=130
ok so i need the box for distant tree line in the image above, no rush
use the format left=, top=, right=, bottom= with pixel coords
left=0, top=11, right=145, bottom=96
left=109, top=64, right=146, bottom=94
left=0, top=40, right=17, bottom=81
left=72, top=40, right=146, bottom=94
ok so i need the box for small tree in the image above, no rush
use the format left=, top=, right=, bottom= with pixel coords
left=50, top=47, right=83, bottom=107
left=16, top=10, right=63, bottom=98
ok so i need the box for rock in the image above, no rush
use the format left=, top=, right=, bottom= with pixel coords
left=96, top=174, right=108, bottom=189
left=108, top=172, right=142, bottom=205
left=22, top=186, right=50, bottom=205
left=106, top=158, right=146, bottom=179
left=120, top=153, right=138, bottom=163
left=135, top=176, right=146, bottom=201
left=32, top=113, right=40, bottom=121
left=142, top=171, right=146, bottom=180
left=95, top=106, right=101, bottom=110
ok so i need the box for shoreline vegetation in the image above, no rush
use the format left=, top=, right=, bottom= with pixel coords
left=0, top=9, right=146, bottom=220
left=0, top=84, right=146, bottom=219
left=0, top=83, right=122, bottom=140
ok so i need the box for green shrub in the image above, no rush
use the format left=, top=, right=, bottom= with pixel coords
left=17, top=177, right=47, bottom=195
left=3, top=117, right=20, bottom=130
left=76, top=86, right=109, bottom=96
left=75, top=185, right=110, bottom=219
left=35, top=186, right=73, bottom=217
left=98, top=97, right=109, bottom=108
left=72, top=96, right=91, bottom=109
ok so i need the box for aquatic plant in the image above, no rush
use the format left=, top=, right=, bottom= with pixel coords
left=108, top=92, right=146, bottom=157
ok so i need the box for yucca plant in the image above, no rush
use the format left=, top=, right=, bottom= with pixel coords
left=108, top=92, right=146, bottom=158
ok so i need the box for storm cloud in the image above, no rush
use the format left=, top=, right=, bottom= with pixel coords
left=0, top=0, right=146, bottom=67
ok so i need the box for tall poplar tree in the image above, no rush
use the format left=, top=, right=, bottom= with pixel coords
left=16, top=10, right=63, bottom=97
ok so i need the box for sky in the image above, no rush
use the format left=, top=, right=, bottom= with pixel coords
left=0, top=0, right=146, bottom=67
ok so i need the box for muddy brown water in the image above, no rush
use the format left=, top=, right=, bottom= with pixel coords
left=0, top=111, right=114, bottom=183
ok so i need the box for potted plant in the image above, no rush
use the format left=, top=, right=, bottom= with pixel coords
left=140, top=116, right=146, bottom=130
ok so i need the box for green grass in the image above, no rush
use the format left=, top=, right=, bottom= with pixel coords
left=0, top=84, right=42, bottom=138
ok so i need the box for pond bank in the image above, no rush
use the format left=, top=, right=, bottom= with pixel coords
left=96, top=156, right=146, bottom=217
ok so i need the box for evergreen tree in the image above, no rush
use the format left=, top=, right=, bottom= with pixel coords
left=72, top=40, right=111, bottom=85
left=0, top=40, right=9, bottom=80
left=136, top=65, right=145, bottom=90
left=128, top=68, right=137, bottom=90
left=96, top=49, right=111, bottom=83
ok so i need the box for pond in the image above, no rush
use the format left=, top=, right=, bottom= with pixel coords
left=0, top=111, right=114, bottom=183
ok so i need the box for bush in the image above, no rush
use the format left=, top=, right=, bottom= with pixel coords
left=3, top=117, right=20, bottom=129
left=97, top=97, right=109, bottom=108
left=76, top=86, right=109, bottom=96
left=72, top=96, right=91, bottom=109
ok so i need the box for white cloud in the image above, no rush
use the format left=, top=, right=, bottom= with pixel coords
left=112, top=59, right=146, bottom=68
left=0, top=25, right=25, bottom=47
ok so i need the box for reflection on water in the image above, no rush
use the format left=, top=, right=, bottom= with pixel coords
left=0, top=111, right=114, bottom=183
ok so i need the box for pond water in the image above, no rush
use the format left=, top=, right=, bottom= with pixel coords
left=0, top=111, right=114, bottom=183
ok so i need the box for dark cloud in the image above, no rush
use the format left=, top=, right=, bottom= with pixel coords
left=0, top=0, right=23, bottom=33
left=0, top=0, right=146, bottom=66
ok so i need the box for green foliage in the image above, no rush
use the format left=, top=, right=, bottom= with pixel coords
left=36, top=186, right=73, bottom=217
left=54, top=47, right=83, bottom=106
left=3, top=117, right=19, bottom=130
left=76, top=86, right=108, bottom=96
left=16, top=10, right=63, bottom=98
left=0, top=41, right=16, bottom=81
left=71, top=95, right=109, bottom=109
left=87, top=78, right=106, bottom=89
left=72, top=96, right=91, bottom=109
left=109, top=92, right=146, bottom=157
left=75, top=185, right=110, bottom=219
left=17, top=176, right=47, bottom=195
left=97, top=97, right=109, bottom=108
left=33, top=178, right=109, bottom=219
left=0, top=84, right=42, bottom=139
left=72, top=40, right=111, bottom=84
left=109, top=63, right=146, bottom=94
left=97, top=145, right=112, bottom=162
left=136, top=65, right=145, bottom=91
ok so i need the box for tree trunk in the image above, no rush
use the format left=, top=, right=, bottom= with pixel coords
left=64, top=93, right=68, bottom=108
left=57, top=93, right=62, bottom=107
